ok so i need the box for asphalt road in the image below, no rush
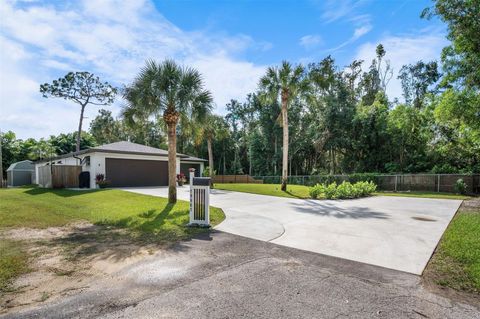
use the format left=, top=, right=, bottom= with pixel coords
left=3, top=231, right=478, bottom=319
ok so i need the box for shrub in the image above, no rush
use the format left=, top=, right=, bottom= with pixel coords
left=308, top=181, right=377, bottom=199
left=95, top=174, right=110, bottom=189
left=324, top=182, right=338, bottom=199
left=203, top=167, right=215, bottom=177
left=454, top=179, right=467, bottom=194
left=309, top=183, right=325, bottom=199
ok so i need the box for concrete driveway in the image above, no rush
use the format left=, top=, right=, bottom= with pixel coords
left=124, top=187, right=462, bottom=275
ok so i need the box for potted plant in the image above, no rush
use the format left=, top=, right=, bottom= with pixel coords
left=95, top=174, right=111, bottom=189
left=177, top=173, right=187, bottom=186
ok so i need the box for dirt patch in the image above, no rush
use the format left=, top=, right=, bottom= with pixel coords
left=462, top=197, right=480, bottom=211
left=0, top=222, right=162, bottom=315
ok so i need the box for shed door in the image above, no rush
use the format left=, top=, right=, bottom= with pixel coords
left=105, top=158, right=168, bottom=187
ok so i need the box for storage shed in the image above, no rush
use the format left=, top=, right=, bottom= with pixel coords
left=6, top=160, right=35, bottom=186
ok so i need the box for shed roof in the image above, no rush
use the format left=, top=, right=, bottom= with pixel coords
left=7, top=160, right=35, bottom=171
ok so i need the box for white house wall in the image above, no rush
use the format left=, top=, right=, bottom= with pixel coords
left=35, top=152, right=203, bottom=188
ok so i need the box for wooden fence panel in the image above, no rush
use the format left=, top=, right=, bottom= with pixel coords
left=52, top=165, right=82, bottom=188
left=213, top=175, right=263, bottom=184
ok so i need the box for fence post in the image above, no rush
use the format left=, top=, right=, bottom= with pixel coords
left=437, top=174, right=440, bottom=192
left=395, top=175, right=398, bottom=192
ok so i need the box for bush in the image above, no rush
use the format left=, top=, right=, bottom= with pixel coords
left=309, top=181, right=377, bottom=199
left=454, top=179, right=467, bottom=195
left=324, top=182, right=338, bottom=199
left=203, top=167, right=215, bottom=177
left=309, top=183, right=325, bottom=199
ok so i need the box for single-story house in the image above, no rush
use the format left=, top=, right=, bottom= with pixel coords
left=7, top=160, right=35, bottom=186
left=34, top=141, right=206, bottom=188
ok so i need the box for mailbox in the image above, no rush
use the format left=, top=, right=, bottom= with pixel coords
left=189, top=177, right=211, bottom=226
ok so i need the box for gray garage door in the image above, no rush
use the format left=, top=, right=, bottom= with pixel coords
left=106, top=158, right=168, bottom=187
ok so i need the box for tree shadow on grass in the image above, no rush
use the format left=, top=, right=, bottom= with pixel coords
left=285, top=190, right=308, bottom=199
left=24, top=187, right=102, bottom=198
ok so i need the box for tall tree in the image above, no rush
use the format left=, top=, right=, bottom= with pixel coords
left=48, top=132, right=97, bottom=155
left=259, top=61, right=307, bottom=191
left=422, top=0, right=480, bottom=88
left=89, top=109, right=122, bottom=144
left=123, top=60, right=212, bottom=203
left=196, top=114, right=230, bottom=185
left=40, top=72, right=117, bottom=152
left=398, top=61, right=440, bottom=108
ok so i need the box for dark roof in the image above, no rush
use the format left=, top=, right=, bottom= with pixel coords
left=94, top=141, right=169, bottom=156
left=35, top=141, right=206, bottom=163
left=182, top=156, right=208, bottom=162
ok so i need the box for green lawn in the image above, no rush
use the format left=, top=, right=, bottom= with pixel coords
left=215, top=183, right=468, bottom=200
left=0, top=187, right=224, bottom=232
left=215, top=183, right=311, bottom=199
left=0, top=186, right=225, bottom=293
left=0, top=240, right=29, bottom=293
left=426, top=200, right=480, bottom=293
left=374, top=191, right=471, bottom=200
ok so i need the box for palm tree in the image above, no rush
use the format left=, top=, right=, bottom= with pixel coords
left=123, top=60, right=212, bottom=203
left=195, top=113, right=230, bottom=186
left=259, top=61, right=307, bottom=191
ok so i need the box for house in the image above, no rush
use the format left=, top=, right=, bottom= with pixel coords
left=34, top=141, right=206, bottom=188
left=7, top=160, right=35, bottom=186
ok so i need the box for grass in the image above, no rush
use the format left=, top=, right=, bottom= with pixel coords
left=0, top=240, right=30, bottom=293
left=215, top=183, right=311, bottom=199
left=0, top=186, right=225, bottom=293
left=375, top=191, right=471, bottom=200
left=426, top=200, right=480, bottom=294
left=215, top=183, right=468, bottom=200
left=0, top=187, right=224, bottom=234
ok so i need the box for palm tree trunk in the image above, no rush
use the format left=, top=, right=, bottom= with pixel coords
left=76, top=104, right=86, bottom=153
left=207, top=137, right=214, bottom=188
left=164, top=110, right=179, bottom=204
left=281, top=92, right=289, bottom=191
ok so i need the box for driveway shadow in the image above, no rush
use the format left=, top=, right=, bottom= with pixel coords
left=289, top=199, right=389, bottom=219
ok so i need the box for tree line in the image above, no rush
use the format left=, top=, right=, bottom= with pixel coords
left=1, top=0, right=479, bottom=197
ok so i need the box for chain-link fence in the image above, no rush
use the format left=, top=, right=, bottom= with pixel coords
left=251, top=174, right=480, bottom=194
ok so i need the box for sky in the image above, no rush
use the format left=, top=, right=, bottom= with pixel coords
left=0, top=0, right=448, bottom=140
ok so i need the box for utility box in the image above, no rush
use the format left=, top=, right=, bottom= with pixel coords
left=189, top=177, right=211, bottom=226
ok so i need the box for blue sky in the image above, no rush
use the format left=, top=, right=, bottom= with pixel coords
left=0, top=0, right=448, bottom=139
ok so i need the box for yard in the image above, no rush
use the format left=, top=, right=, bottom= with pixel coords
left=0, top=187, right=225, bottom=297
left=424, top=198, right=480, bottom=294
left=214, top=183, right=471, bottom=200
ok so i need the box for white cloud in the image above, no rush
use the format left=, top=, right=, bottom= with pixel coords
left=323, top=22, right=372, bottom=53
left=299, top=35, right=322, bottom=49
left=320, top=0, right=369, bottom=23
left=353, top=25, right=372, bottom=39
left=0, top=0, right=267, bottom=139
left=355, top=31, right=448, bottom=101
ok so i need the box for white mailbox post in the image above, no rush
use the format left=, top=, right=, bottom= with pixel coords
left=189, top=176, right=211, bottom=227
